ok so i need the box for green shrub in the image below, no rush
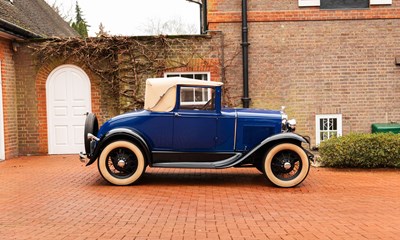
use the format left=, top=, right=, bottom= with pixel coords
left=318, top=133, right=400, bottom=168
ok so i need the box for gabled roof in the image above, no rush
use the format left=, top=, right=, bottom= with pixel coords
left=0, top=0, right=78, bottom=39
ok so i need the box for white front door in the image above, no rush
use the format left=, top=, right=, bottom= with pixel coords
left=46, top=65, right=91, bottom=154
left=0, top=60, right=5, bottom=160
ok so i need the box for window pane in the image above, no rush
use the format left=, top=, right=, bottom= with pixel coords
left=203, top=88, right=208, bottom=100
left=194, top=88, right=204, bottom=102
left=321, top=0, right=369, bottom=9
left=166, top=74, right=179, bottom=78
left=322, top=119, right=329, bottom=131
left=203, top=88, right=215, bottom=110
left=320, top=132, right=329, bottom=141
left=181, top=74, right=194, bottom=79
left=181, top=87, right=194, bottom=102
left=195, top=74, right=207, bottom=80
left=332, top=118, right=337, bottom=130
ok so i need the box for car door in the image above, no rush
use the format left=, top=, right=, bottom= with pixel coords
left=173, top=86, right=218, bottom=151
left=173, top=111, right=218, bottom=151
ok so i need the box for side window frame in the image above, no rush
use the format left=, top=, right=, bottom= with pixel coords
left=175, top=85, right=217, bottom=112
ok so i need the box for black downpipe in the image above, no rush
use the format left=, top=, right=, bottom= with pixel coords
left=241, top=0, right=251, bottom=108
left=203, top=0, right=208, bottom=33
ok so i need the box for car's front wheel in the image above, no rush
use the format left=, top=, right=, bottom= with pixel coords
left=98, top=141, right=146, bottom=186
left=263, top=143, right=310, bottom=188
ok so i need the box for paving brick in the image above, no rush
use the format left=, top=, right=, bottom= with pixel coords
left=0, top=155, right=400, bottom=239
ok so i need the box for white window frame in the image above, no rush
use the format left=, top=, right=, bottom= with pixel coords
left=370, top=0, right=392, bottom=5
left=164, top=72, right=211, bottom=106
left=299, top=0, right=320, bottom=7
left=0, top=60, right=5, bottom=160
left=316, top=114, right=342, bottom=145
left=299, top=0, right=391, bottom=7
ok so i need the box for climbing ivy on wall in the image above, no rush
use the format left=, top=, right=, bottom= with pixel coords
left=30, top=35, right=217, bottom=112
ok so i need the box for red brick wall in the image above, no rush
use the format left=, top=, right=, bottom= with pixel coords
left=13, top=35, right=221, bottom=156
left=208, top=0, right=400, bottom=145
left=14, top=46, right=105, bottom=155
left=0, top=38, right=18, bottom=159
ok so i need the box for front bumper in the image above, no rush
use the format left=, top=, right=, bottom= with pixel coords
left=303, top=148, right=315, bottom=164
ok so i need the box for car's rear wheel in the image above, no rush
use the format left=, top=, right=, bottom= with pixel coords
left=84, top=113, right=98, bottom=155
left=263, top=143, right=310, bottom=188
left=98, top=141, right=146, bottom=186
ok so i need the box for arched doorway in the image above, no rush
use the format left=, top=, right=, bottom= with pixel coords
left=46, top=65, right=92, bottom=154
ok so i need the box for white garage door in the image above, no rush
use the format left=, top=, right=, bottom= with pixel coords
left=46, top=65, right=91, bottom=154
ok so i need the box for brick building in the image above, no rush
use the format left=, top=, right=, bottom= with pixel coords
left=2, top=0, right=221, bottom=159
left=0, top=0, right=78, bottom=160
left=208, top=0, right=400, bottom=146
left=14, top=36, right=221, bottom=157
left=2, top=0, right=400, bottom=160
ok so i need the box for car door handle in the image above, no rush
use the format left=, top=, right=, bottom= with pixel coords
left=174, top=113, right=181, bottom=117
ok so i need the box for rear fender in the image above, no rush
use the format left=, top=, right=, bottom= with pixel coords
left=86, top=128, right=151, bottom=166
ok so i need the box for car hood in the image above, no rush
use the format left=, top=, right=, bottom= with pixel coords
left=223, top=108, right=281, bottom=118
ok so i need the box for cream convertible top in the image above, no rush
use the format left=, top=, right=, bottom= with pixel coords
left=144, top=77, right=223, bottom=112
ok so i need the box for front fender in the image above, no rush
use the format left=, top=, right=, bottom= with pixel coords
left=86, top=128, right=151, bottom=166
left=263, top=132, right=310, bottom=145
left=219, top=132, right=311, bottom=168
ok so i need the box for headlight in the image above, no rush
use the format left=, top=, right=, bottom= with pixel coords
left=287, top=119, right=296, bottom=131
left=281, top=106, right=296, bottom=132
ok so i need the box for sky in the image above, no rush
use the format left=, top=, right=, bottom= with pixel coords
left=44, top=0, right=201, bottom=36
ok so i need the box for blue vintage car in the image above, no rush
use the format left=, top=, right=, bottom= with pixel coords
left=81, top=77, right=313, bottom=187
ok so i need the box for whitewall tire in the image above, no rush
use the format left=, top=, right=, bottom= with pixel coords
left=98, top=141, right=146, bottom=186
left=263, top=143, right=310, bottom=188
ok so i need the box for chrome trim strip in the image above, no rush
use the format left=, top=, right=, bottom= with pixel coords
left=233, top=110, right=238, bottom=150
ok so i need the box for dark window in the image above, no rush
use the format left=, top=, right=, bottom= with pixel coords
left=321, top=0, right=369, bottom=9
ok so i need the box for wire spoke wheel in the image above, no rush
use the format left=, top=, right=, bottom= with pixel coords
left=106, top=147, right=138, bottom=178
left=264, top=143, right=310, bottom=188
left=271, top=150, right=302, bottom=181
left=98, top=141, right=145, bottom=185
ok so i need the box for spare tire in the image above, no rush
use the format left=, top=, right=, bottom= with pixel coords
left=84, top=113, right=99, bottom=156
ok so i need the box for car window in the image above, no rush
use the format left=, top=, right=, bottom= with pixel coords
left=179, top=87, right=215, bottom=111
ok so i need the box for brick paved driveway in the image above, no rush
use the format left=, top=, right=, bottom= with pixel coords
left=0, top=155, right=399, bottom=240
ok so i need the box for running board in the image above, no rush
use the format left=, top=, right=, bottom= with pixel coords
left=152, top=153, right=242, bottom=169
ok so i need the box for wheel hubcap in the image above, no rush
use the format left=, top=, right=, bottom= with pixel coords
left=283, top=162, right=292, bottom=170
left=117, top=159, right=126, bottom=168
